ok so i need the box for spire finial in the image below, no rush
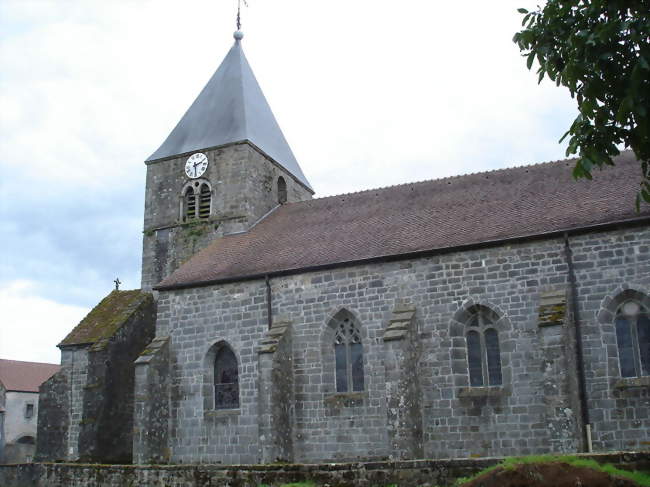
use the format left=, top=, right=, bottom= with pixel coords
left=235, top=0, right=247, bottom=40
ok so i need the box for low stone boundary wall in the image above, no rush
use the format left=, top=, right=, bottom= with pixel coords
left=1, top=452, right=648, bottom=487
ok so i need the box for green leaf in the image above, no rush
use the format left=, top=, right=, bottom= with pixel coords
left=517, top=8, right=529, bottom=14
left=527, top=52, right=536, bottom=69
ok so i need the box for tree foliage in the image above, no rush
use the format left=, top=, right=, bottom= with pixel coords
left=513, top=1, right=650, bottom=208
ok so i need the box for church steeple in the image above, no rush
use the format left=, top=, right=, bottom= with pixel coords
left=147, top=31, right=312, bottom=191
left=141, top=32, right=314, bottom=290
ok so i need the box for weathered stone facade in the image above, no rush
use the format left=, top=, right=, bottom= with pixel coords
left=141, top=142, right=313, bottom=291
left=133, top=225, right=650, bottom=464
left=35, top=32, right=650, bottom=471
left=36, top=291, right=156, bottom=462
left=2, top=452, right=649, bottom=487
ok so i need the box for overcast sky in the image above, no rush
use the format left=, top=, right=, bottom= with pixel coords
left=0, top=0, right=577, bottom=364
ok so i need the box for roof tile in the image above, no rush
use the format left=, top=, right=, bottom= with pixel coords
left=157, top=152, right=649, bottom=289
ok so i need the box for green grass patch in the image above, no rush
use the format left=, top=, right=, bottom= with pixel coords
left=454, top=454, right=650, bottom=486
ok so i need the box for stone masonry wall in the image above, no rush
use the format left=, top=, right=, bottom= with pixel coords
left=150, top=224, right=649, bottom=464
left=2, top=452, right=649, bottom=487
left=36, top=347, right=89, bottom=462
left=78, top=294, right=155, bottom=463
left=155, top=281, right=270, bottom=464
left=570, top=228, right=650, bottom=451
left=141, top=142, right=312, bottom=290
left=35, top=371, right=68, bottom=461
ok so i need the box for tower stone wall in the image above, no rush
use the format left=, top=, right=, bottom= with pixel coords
left=141, top=142, right=312, bottom=290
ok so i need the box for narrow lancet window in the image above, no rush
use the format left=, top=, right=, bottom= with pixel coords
left=214, top=345, right=239, bottom=409
left=277, top=176, right=287, bottom=204
left=198, top=183, right=211, bottom=219
left=332, top=312, right=364, bottom=392
left=184, top=187, right=196, bottom=221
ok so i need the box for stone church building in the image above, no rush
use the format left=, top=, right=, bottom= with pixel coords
left=37, top=31, right=650, bottom=465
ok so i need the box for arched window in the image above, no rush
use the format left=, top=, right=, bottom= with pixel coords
left=331, top=312, right=364, bottom=392
left=198, top=183, right=211, bottom=219
left=183, top=187, right=196, bottom=221
left=277, top=176, right=287, bottom=204
left=465, top=305, right=502, bottom=386
left=182, top=182, right=212, bottom=221
left=614, top=300, right=650, bottom=377
left=214, top=345, right=239, bottom=409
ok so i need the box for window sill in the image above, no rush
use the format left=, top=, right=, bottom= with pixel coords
left=614, top=376, right=650, bottom=389
left=324, top=391, right=366, bottom=407
left=204, top=408, right=240, bottom=419
left=458, top=386, right=508, bottom=398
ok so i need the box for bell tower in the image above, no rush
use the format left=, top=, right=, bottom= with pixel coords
left=141, top=31, right=314, bottom=290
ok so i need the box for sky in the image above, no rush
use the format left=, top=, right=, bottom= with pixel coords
left=0, top=0, right=578, bottom=364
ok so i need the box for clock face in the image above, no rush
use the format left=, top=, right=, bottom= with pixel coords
left=185, top=153, right=208, bottom=179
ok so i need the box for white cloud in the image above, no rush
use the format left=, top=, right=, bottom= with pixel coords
left=0, top=280, right=89, bottom=364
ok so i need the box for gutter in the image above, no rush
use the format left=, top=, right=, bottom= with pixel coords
left=265, top=275, right=273, bottom=330
left=153, top=215, right=650, bottom=291
left=564, top=232, right=592, bottom=452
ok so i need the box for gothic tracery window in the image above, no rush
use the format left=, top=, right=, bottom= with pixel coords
left=614, top=300, right=650, bottom=378
left=465, top=305, right=502, bottom=387
left=214, top=345, right=239, bottom=409
left=333, top=313, right=364, bottom=393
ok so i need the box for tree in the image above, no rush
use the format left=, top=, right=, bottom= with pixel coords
left=513, top=1, right=650, bottom=208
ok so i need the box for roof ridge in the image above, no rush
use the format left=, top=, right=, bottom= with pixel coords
left=297, top=155, right=580, bottom=204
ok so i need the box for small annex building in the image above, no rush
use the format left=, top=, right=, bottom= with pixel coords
left=38, top=31, right=650, bottom=465
left=0, top=359, right=59, bottom=463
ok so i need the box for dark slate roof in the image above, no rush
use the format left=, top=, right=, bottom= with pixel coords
left=0, top=359, right=60, bottom=393
left=157, top=151, right=650, bottom=290
left=147, top=35, right=312, bottom=191
left=59, top=290, right=152, bottom=347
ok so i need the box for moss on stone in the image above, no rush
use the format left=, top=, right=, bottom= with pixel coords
left=59, top=290, right=153, bottom=347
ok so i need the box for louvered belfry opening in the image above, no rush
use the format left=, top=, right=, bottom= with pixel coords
left=198, top=183, right=211, bottom=219
left=184, top=187, right=196, bottom=221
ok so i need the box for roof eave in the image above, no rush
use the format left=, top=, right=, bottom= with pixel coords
left=154, top=215, right=650, bottom=292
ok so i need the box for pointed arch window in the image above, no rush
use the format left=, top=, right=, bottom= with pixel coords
left=465, top=305, right=502, bottom=387
left=614, top=300, right=650, bottom=378
left=277, top=176, right=287, bottom=204
left=333, top=313, right=364, bottom=392
left=214, top=345, right=239, bottom=409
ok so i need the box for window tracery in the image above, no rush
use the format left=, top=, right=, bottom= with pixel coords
left=465, top=305, right=502, bottom=387
left=331, top=312, right=364, bottom=393
left=614, top=299, right=650, bottom=378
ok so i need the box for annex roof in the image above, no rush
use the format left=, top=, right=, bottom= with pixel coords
left=59, top=290, right=152, bottom=347
left=146, top=33, right=312, bottom=191
left=0, top=359, right=60, bottom=393
left=157, top=151, right=650, bottom=290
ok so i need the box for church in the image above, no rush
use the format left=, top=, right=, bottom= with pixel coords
left=36, top=30, right=650, bottom=465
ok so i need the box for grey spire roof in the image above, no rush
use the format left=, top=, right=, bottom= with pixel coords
left=147, top=35, right=312, bottom=191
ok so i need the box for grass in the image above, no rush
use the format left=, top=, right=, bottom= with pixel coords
left=453, top=454, right=650, bottom=486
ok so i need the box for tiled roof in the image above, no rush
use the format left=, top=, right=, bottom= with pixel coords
left=0, top=359, right=60, bottom=393
left=59, top=290, right=153, bottom=347
left=157, top=151, right=650, bottom=290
